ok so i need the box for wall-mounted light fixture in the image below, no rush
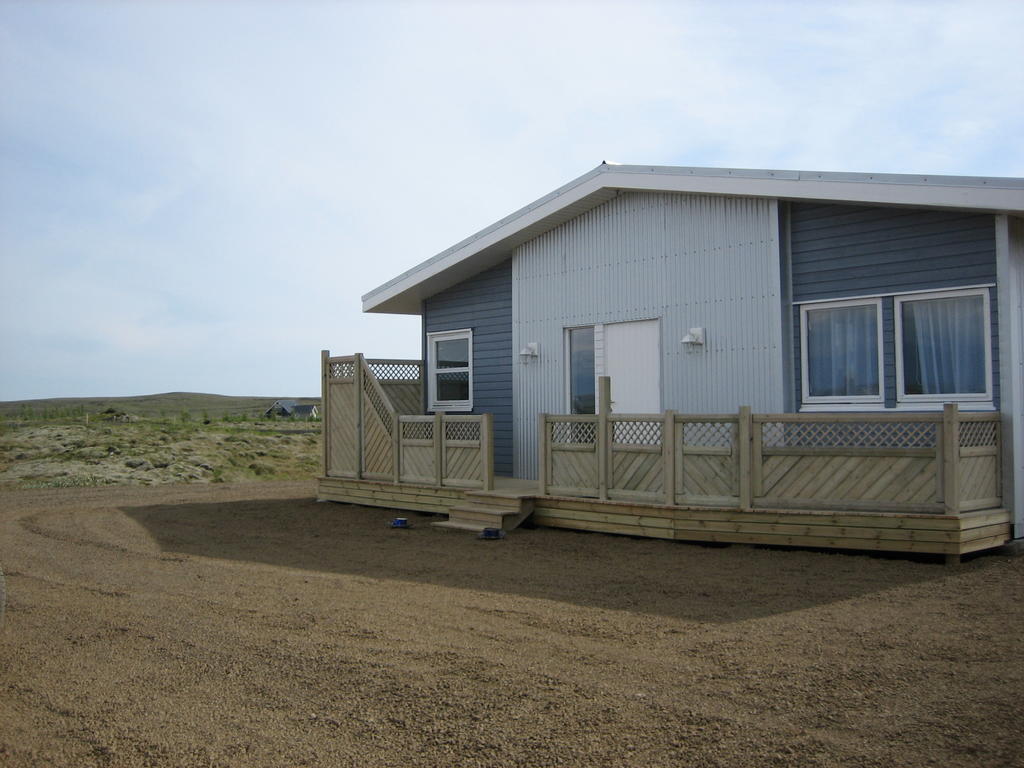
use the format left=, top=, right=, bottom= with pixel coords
left=519, top=342, right=539, bottom=364
left=680, top=328, right=705, bottom=348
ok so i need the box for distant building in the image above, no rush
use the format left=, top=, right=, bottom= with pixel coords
left=264, top=400, right=319, bottom=419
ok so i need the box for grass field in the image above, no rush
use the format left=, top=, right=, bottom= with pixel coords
left=0, top=393, right=323, bottom=489
left=0, top=392, right=320, bottom=421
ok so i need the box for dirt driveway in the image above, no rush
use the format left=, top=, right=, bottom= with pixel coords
left=1, top=481, right=1022, bottom=767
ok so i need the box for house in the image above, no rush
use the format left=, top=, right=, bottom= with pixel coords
left=320, top=163, right=1024, bottom=559
left=265, top=400, right=319, bottom=419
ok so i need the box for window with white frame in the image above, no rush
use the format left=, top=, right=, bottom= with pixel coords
left=896, top=288, right=991, bottom=404
left=800, top=298, right=884, bottom=406
left=427, top=329, right=472, bottom=411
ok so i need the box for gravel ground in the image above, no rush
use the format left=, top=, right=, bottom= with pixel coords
left=1, top=481, right=1022, bottom=767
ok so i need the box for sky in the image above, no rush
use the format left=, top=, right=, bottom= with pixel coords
left=1, top=0, right=1022, bottom=401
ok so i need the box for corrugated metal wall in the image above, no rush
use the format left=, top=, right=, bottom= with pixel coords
left=512, top=191, right=783, bottom=478
left=423, top=260, right=513, bottom=475
left=789, top=203, right=999, bottom=408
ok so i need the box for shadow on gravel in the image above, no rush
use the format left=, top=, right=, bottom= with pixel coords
left=122, top=497, right=956, bottom=624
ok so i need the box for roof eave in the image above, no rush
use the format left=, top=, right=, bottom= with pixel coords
left=363, top=164, right=1024, bottom=316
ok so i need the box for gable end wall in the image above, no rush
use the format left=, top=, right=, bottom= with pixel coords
left=512, top=190, right=784, bottom=479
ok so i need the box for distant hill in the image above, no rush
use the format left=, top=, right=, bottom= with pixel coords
left=0, top=392, right=321, bottom=420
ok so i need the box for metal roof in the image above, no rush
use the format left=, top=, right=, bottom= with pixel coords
left=363, top=163, right=1024, bottom=315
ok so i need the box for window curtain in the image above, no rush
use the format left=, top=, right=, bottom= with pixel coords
left=901, top=295, right=985, bottom=395
left=806, top=304, right=879, bottom=398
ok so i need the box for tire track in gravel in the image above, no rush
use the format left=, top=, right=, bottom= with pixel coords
left=18, top=511, right=134, bottom=555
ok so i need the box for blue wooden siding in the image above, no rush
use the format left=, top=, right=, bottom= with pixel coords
left=423, top=259, right=513, bottom=475
left=789, top=203, right=998, bottom=408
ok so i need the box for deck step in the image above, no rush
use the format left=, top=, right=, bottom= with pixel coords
left=430, top=519, right=492, bottom=532
left=463, top=490, right=537, bottom=510
left=431, top=497, right=535, bottom=533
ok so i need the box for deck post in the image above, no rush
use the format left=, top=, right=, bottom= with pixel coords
left=392, top=414, right=402, bottom=484
left=751, top=416, right=764, bottom=499
left=943, top=403, right=960, bottom=515
left=598, top=376, right=612, bottom=415
left=995, top=419, right=1003, bottom=503
left=481, top=413, right=494, bottom=491
left=598, top=376, right=611, bottom=500
left=434, top=412, right=444, bottom=486
left=663, top=410, right=676, bottom=505
left=354, top=353, right=365, bottom=479
left=738, top=405, right=752, bottom=510
left=321, top=350, right=329, bottom=479
left=538, top=413, right=549, bottom=495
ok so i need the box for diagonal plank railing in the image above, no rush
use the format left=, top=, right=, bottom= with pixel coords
left=540, top=404, right=1001, bottom=515
left=321, top=351, right=493, bottom=490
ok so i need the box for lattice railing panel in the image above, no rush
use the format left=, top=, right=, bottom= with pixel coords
left=678, top=454, right=737, bottom=500
left=445, top=446, right=482, bottom=485
left=383, top=382, right=423, bottom=416
left=610, top=450, right=663, bottom=494
left=362, top=374, right=393, bottom=434
left=761, top=421, right=937, bottom=449
left=959, top=455, right=999, bottom=503
left=401, top=445, right=435, bottom=481
left=612, top=420, right=662, bottom=446
left=550, top=450, right=599, bottom=490
left=402, top=420, right=433, bottom=441
left=326, top=384, right=357, bottom=476
left=681, top=421, right=735, bottom=448
left=361, top=411, right=392, bottom=476
left=368, top=361, right=422, bottom=381
left=960, top=420, right=997, bottom=448
left=550, top=421, right=597, bottom=445
left=759, top=454, right=938, bottom=506
left=445, top=420, right=481, bottom=442
left=329, top=361, right=355, bottom=379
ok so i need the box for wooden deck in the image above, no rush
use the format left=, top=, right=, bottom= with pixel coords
left=318, top=353, right=1012, bottom=558
left=317, top=475, right=1012, bottom=557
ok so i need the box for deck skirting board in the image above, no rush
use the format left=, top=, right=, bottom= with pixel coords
left=317, top=477, right=1011, bottom=556
left=530, top=498, right=1012, bottom=556
left=318, top=476, right=467, bottom=513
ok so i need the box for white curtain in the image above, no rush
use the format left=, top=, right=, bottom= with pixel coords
left=901, top=295, right=985, bottom=395
left=807, top=304, right=879, bottom=398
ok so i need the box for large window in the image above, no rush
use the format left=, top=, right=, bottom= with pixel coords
left=800, top=298, right=883, bottom=406
left=427, top=329, right=472, bottom=411
left=799, top=287, right=994, bottom=410
left=896, top=289, right=991, bottom=404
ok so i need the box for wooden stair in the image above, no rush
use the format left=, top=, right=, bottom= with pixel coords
left=431, top=490, right=535, bottom=533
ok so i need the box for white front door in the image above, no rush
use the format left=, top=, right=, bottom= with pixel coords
left=603, top=319, right=661, bottom=413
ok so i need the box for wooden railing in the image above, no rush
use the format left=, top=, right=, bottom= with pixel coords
left=321, top=351, right=494, bottom=490
left=539, top=404, right=1001, bottom=515
left=397, top=414, right=494, bottom=488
